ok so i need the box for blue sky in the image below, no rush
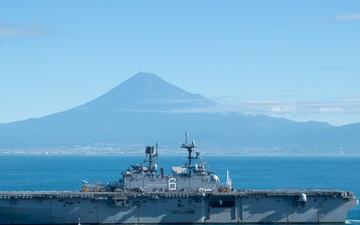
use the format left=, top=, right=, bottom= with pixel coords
left=1, top=1, right=359, bottom=126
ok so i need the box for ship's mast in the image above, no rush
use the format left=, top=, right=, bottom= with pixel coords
left=181, top=132, right=197, bottom=175
left=144, top=142, right=158, bottom=177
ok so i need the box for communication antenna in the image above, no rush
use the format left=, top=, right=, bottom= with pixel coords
left=144, top=142, right=159, bottom=176
left=181, top=132, right=196, bottom=175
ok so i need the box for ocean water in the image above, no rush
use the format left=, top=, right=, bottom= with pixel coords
left=0, top=154, right=359, bottom=224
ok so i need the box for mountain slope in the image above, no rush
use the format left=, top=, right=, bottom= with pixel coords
left=81, top=72, right=215, bottom=111
left=0, top=72, right=359, bottom=154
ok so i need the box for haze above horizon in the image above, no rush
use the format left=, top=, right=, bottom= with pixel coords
left=1, top=1, right=359, bottom=126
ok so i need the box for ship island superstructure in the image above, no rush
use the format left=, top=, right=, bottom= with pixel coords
left=0, top=133, right=358, bottom=224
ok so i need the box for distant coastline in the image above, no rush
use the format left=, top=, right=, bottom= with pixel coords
left=1, top=149, right=359, bottom=156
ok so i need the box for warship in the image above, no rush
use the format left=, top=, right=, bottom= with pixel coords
left=0, top=133, right=358, bottom=224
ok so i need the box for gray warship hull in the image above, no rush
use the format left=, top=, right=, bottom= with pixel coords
left=1, top=134, right=358, bottom=224
left=0, top=189, right=357, bottom=224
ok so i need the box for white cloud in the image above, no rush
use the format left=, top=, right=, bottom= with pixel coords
left=270, top=105, right=296, bottom=113
left=335, top=13, right=360, bottom=21
left=207, top=96, right=360, bottom=124
left=317, top=107, right=344, bottom=113
left=0, top=21, right=53, bottom=38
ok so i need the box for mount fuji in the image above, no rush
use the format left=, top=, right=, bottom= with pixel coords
left=0, top=72, right=359, bottom=154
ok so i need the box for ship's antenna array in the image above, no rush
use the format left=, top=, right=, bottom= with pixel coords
left=181, top=132, right=198, bottom=175
left=144, top=142, right=159, bottom=177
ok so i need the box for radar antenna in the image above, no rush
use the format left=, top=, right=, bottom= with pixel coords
left=144, top=142, right=159, bottom=177
left=181, top=132, right=198, bottom=175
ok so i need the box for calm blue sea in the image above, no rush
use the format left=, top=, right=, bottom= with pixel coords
left=0, top=154, right=359, bottom=224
